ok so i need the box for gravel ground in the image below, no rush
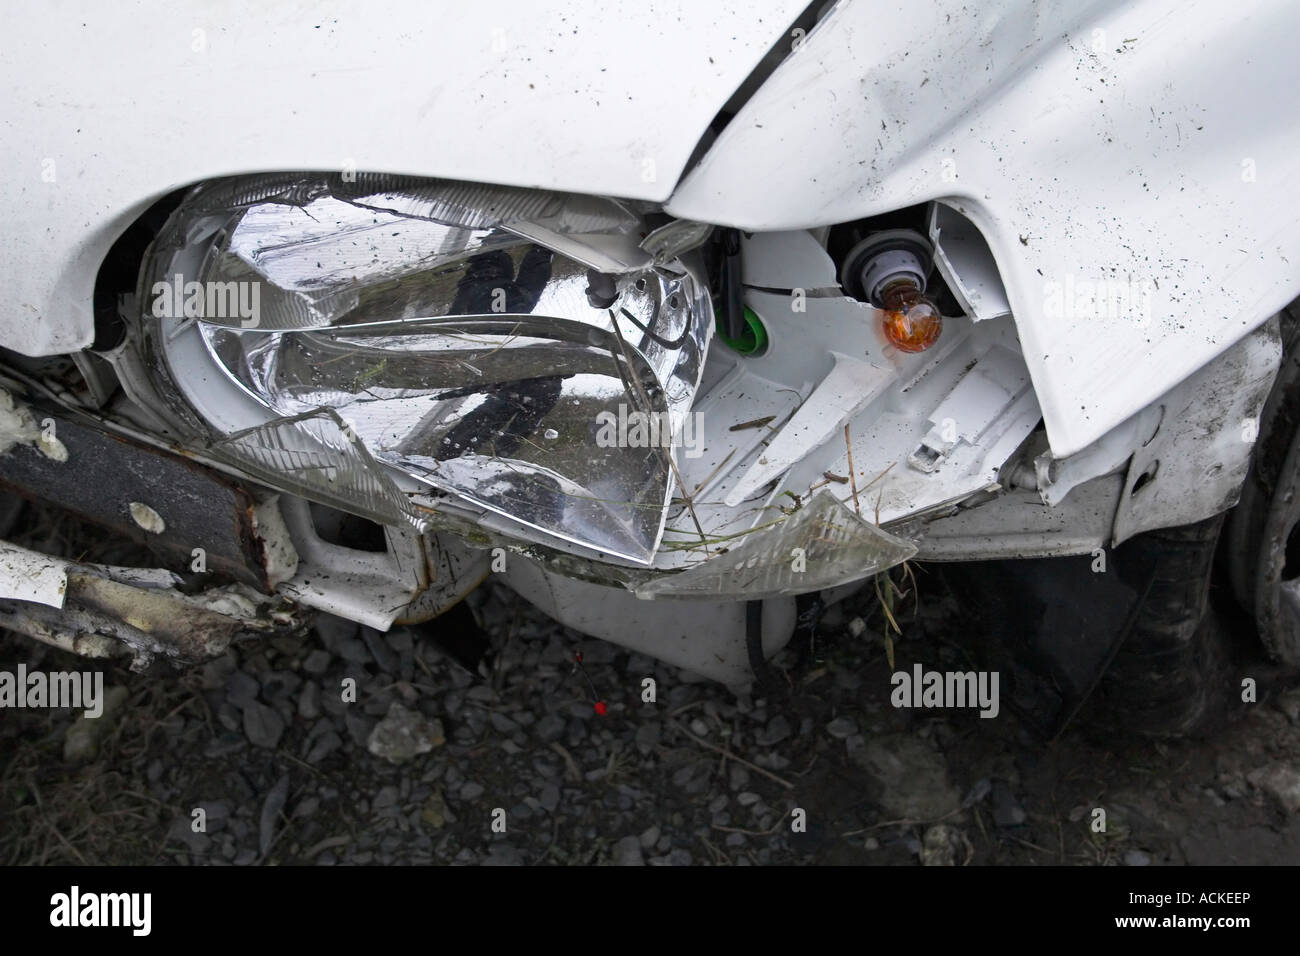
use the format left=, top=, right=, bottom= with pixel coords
left=3, top=575, right=1300, bottom=866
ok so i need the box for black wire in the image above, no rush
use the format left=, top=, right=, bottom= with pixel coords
left=746, top=600, right=777, bottom=695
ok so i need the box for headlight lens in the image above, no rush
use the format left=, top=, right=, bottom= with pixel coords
left=141, top=173, right=712, bottom=564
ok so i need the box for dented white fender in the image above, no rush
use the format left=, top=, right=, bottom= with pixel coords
left=667, top=0, right=1300, bottom=457
left=0, top=0, right=807, bottom=355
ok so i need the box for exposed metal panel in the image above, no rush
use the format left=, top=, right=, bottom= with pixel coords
left=0, top=402, right=272, bottom=589
left=1112, top=321, right=1282, bottom=543
left=909, top=476, right=1122, bottom=561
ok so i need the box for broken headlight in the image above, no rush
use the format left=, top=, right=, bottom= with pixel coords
left=138, top=173, right=712, bottom=565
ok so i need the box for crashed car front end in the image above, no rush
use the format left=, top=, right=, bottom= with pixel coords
left=1, top=0, right=1298, bottom=689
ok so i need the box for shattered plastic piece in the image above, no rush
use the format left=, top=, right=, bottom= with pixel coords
left=0, top=540, right=69, bottom=608
left=640, top=218, right=715, bottom=266
left=635, top=490, right=917, bottom=600
left=367, top=702, right=446, bottom=764
left=211, top=408, right=431, bottom=533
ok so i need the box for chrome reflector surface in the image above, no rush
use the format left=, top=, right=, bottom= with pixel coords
left=146, top=175, right=712, bottom=563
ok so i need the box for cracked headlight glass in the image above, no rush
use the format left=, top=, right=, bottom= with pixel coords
left=139, top=173, right=712, bottom=565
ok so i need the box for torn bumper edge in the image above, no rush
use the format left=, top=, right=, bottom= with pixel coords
left=0, top=539, right=310, bottom=668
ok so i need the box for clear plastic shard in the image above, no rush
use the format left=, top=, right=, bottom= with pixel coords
left=211, top=408, right=432, bottom=533
left=634, top=490, right=917, bottom=600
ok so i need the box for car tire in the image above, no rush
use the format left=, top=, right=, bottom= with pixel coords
left=1087, top=514, right=1235, bottom=738
left=1222, top=300, right=1300, bottom=665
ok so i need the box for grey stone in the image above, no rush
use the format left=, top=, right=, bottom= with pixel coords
left=261, top=670, right=301, bottom=699
left=166, top=817, right=211, bottom=854
left=962, top=778, right=993, bottom=809
left=225, top=671, right=261, bottom=709
left=345, top=712, right=376, bottom=748
left=490, top=712, right=520, bottom=734
left=1247, top=763, right=1300, bottom=814
left=635, top=721, right=662, bottom=749
left=200, top=654, right=237, bottom=690
left=612, top=836, right=644, bottom=866
left=482, top=844, right=524, bottom=866
left=756, top=715, right=792, bottom=747
left=242, top=701, right=285, bottom=749
left=297, top=682, right=320, bottom=720
left=534, top=713, right=566, bottom=744
left=321, top=685, right=347, bottom=716
left=335, top=637, right=371, bottom=664
left=826, top=716, right=858, bottom=739
left=459, top=781, right=485, bottom=801
left=302, top=650, right=332, bottom=676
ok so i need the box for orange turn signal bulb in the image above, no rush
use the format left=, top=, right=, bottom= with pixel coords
left=879, top=280, right=942, bottom=353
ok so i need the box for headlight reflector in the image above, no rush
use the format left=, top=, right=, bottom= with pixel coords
left=141, top=174, right=712, bottom=564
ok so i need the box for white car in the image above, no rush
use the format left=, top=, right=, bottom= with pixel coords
left=2, top=0, right=1298, bottom=736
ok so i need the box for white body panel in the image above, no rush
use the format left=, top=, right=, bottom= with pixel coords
left=668, top=0, right=1300, bottom=456
left=0, top=0, right=806, bottom=354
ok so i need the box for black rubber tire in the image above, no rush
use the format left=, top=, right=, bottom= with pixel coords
left=1087, top=514, right=1233, bottom=738
left=1221, top=301, right=1300, bottom=664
